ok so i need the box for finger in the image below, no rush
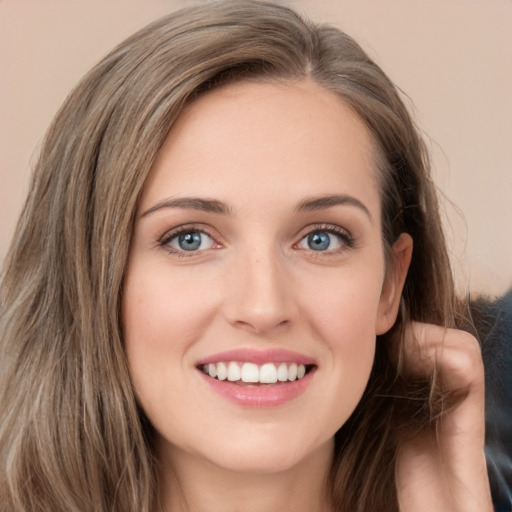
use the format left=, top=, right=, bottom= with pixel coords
left=401, top=322, right=485, bottom=394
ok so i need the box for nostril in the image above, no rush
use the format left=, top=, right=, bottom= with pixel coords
left=231, top=316, right=291, bottom=334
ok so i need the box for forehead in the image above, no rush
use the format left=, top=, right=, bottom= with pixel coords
left=141, top=79, right=381, bottom=217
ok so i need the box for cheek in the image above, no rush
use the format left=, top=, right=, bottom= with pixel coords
left=121, top=260, right=219, bottom=408
left=299, top=268, right=383, bottom=416
left=302, top=264, right=384, bottom=346
left=123, top=259, right=217, bottom=346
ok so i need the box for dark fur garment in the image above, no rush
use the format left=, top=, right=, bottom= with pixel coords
left=472, top=289, right=512, bottom=512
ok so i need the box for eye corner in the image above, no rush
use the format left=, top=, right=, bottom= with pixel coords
left=295, top=223, right=356, bottom=254
left=158, top=223, right=223, bottom=257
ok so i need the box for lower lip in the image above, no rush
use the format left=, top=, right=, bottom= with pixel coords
left=198, top=369, right=315, bottom=408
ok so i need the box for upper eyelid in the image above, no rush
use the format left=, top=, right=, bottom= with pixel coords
left=158, top=222, right=353, bottom=250
left=295, top=224, right=356, bottom=252
left=295, top=223, right=352, bottom=239
left=159, top=223, right=219, bottom=244
left=159, top=225, right=222, bottom=257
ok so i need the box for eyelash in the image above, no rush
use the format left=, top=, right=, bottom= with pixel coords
left=159, top=224, right=219, bottom=257
left=158, top=223, right=355, bottom=257
left=296, top=223, right=356, bottom=253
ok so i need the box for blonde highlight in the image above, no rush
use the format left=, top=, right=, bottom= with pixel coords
left=1, top=2, right=459, bottom=511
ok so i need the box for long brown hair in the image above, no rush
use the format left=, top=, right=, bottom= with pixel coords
left=0, top=2, right=457, bottom=511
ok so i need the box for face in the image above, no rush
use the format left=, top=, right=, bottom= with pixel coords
left=122, top=80, right=410, bottom=477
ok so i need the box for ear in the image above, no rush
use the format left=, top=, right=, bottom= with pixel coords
left=375, top=233, right=413, bottom=335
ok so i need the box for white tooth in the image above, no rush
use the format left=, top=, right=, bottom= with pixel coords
left=288, top=363, right=298, bottom=381
left=202, top=365, right=209, bottom=374
left=277, top=363, right=288, bottom=382
left=259, top=363, right=277, bottom=384
left=297, top=364, right=306, bottom=379
left=217, top=362, right=227, bottom=381
left=227, top=362, right=241, bottom=381
left=241, top=362, right=259, bottom=383
left=208, top=364, right=217, bottom=378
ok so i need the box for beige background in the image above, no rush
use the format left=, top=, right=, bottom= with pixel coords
left=1, top=0, right=511, bottom=297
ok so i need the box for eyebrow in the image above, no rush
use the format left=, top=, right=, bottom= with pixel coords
left=141, top=193, right=372, bottom=221
left=141, top=197, right=231, bottom=217
left=296, top=194, right=372, bottom=221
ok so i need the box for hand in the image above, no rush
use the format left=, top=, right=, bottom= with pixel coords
left=395, top=322, right=493, bottom=511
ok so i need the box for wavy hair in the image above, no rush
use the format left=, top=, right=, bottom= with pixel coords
left=0, top=1, right=457, bottom=511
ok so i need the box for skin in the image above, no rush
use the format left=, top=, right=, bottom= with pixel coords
left=122, top=80, right=492, bottom=511
left=395, top=323, right=493, bottom=511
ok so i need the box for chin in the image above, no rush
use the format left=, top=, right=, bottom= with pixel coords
left=199, top=431, right=332, bottom=475
left=209, top=450, right=308, bottom=475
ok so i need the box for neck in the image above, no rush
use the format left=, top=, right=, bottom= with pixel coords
left=155, top=439, right=335, bottom=512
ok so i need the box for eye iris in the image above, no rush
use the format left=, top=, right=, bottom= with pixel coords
left=178, top=232, right=202, bottom=251
left=308, top=232, right=330, bottom=251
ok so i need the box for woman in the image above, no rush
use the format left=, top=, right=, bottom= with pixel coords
left=0, top=1, right=492, bottom=511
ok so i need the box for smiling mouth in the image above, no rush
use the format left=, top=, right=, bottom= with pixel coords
left=199, top=361, right=315, bottom=385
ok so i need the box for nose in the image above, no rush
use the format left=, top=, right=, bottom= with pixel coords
left=223, top=247, right=297, bottom=335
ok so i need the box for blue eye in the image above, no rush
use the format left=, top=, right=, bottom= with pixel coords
left=166, top=230, right=215, bottom=252
left=307, top=232, right=331, bottom=251
left=297, top=229, right=348, bottom=252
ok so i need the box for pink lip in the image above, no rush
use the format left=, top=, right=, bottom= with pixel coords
left=198, top=368, right=316, bottom=408
left=196, top=348, right=316, bottom=366
left=196, top=348, right=317, bottom=408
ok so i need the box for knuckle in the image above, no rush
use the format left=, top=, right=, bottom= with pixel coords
left=443, top=329, right=484, bottom=383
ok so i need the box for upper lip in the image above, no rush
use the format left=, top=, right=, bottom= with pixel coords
left=196, top=348, right=317, bottom=366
